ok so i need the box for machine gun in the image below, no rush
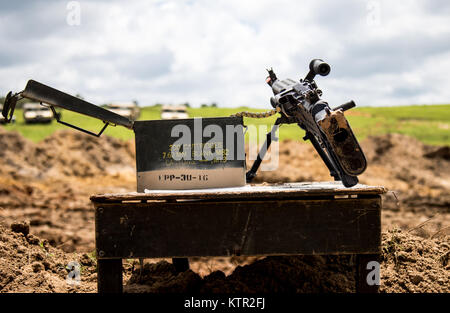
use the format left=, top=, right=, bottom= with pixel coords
left=243, top=59, right=367, bottom=187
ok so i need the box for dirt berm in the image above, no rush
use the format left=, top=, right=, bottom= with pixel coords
left=0, top=128, right=448, bottom=292
left=1, top=223, right=448, bottom=293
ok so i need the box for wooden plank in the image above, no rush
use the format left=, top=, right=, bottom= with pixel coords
left=91, top=182, right=387, bottom=203
left=97, top=259, right=123, bottom=293
left=94, top=197, right=381, bottom=259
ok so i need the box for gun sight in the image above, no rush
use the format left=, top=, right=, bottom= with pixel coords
left=305, top=59, right=330, bottom=82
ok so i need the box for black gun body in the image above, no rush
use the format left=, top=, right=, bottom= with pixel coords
left=272, top=79, right=320, bottom=133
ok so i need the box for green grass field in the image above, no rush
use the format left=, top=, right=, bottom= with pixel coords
left=1, top=104, right=449, bottom=146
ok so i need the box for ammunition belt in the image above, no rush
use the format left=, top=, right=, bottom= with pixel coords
left=231, top=106, right=281, bottom=118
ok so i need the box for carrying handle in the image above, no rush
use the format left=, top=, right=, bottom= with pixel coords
left=21, top=80, right=134, bottom=129
left=2, top=79, right=134, bottom=137
left=49, top=105, right=111, bottom=137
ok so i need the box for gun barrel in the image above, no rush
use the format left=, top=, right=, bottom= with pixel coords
left=333, top=100, right=356, bottom=112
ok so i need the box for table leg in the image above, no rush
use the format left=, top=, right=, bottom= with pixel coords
left=172, top=258, right=190, bottom=272
left=97, top=259, right=123, bottom=293
left=356, top=254, right=380, bottom=293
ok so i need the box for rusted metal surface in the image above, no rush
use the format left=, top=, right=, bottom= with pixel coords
left=91, top=182, right=387, bottom=203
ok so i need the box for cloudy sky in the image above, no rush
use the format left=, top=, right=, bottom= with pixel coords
left=0, top=0, right=449, bottom=108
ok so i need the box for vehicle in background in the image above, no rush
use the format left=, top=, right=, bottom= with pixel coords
left=105, top=103, right=140, bottom=121
left=0, top=103, right=16, bottom=124
left=23, top=102, right=53, bottom=124
left=160, top=105, right=189, bottom=120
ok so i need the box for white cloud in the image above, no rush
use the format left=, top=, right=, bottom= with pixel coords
left=0, top=0, right=449, bottom=108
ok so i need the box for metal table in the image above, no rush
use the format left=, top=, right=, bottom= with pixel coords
left=91, top=182, right=386, bottom=293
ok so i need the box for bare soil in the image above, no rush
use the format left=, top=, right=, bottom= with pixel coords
left=0, top=128, right=448, bottom=293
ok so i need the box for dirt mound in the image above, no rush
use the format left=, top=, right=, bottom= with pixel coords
left=248, top=139, right=329, bottom=184
left=124, top=230, right=449, bottom=293
left=0, top=128, right=136, bottom=252
left=361, top=133, right=449, bottom=194
left=424, top=146, right=450, bottom=160
left=381, top=230, right=449, bottom=292
left=0, top=222, right=96, bottom=292
left=0, top=128, right=135, bottom=180
left=1, top=129, right=449, bottom=293
left=360, top=134, right=450, bottom=235
left=126, top=255, right=356, bottom=293
left=1, top=220, right=447, bottom=293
